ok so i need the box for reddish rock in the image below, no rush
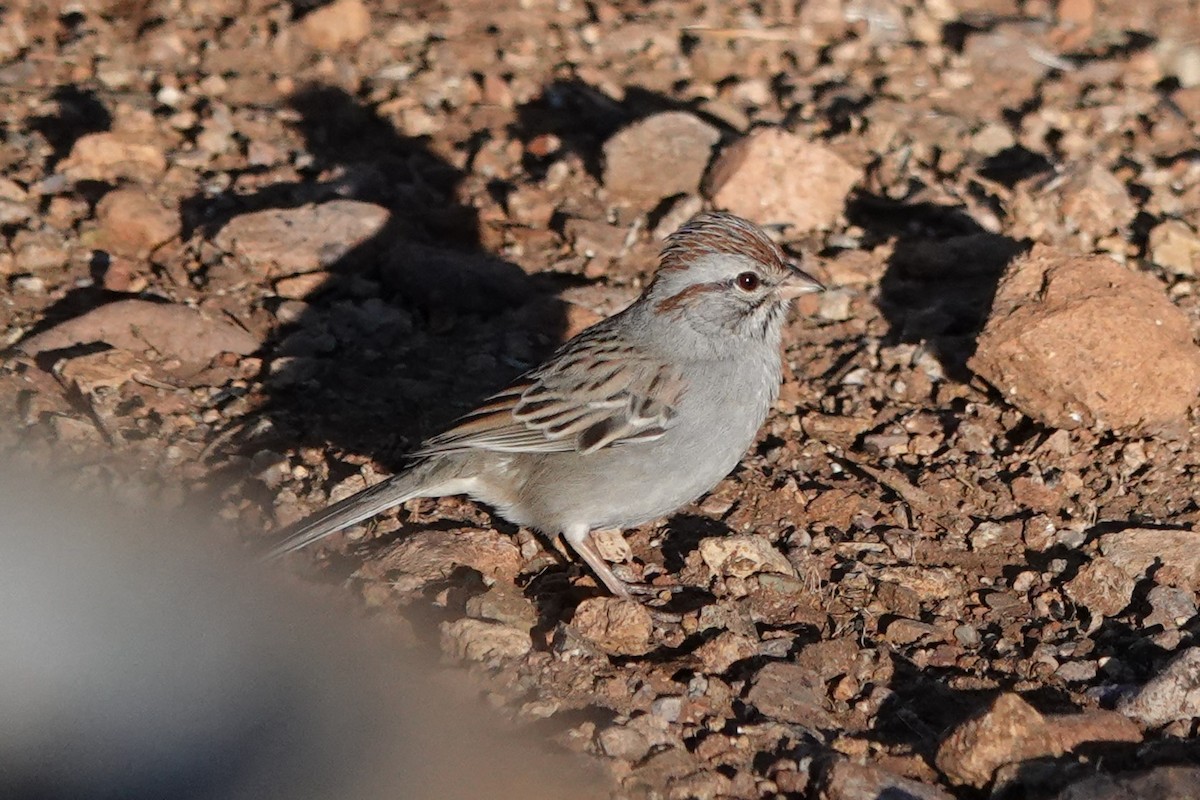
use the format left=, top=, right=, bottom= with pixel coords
left=1056, top=164, right=1137, bottom=237
left=564, top=217, right=628, bottom=261
left=936, top=694, right=1065, bottom=788
left=100, top=257, right=149, bottom=292
left=11, top=230, right=69, bottom=273
left=571, top=597, right=654, bottom=656
left=16, top=300, right=258, bottom=373
left=55, top=349, right=141, bottom=394
left=440, top=618, right=532, bottom=662
left=693, top=630, right=757, bottom=673
left=60, top=132, right=166, bottom=182
left=747, top=661, right=838, bottom=729
left=602, top=111, right=720, bottom=204
left=698, top=534, right=795, bottom=580
left=819, top=759, right=954, bottom=800
left=373, top=529, right=522, bottom=590
left=94, top=188, right=180, bottom=257
left=273, top=271, right=329, bottom=300
left=596, top=724, right=651, bottom=760
left=214, top=200, right=390, bottom=278
left=704, top=127, right=859, bottom=231
left=464, top=583, right=537, bottom=629
left=936, top=694, right=1141, bottom=789
left=1049, top=709, right=1141, bottom=750
left=969, top=245, right=1200, bottom=431
left=298, top=0, right=371, bottom=50
left=1011, top=163, right=1136, bottom=246
left=1065, top=557, right=1137, bottom=620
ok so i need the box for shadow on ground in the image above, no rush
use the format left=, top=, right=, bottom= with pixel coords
left=184, top=85, right=571, bottom=479
left=847, top=191, right=1029, bottom=381
left=514, top=77, right=740, bottom=181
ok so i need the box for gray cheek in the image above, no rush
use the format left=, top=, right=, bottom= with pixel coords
left=696, top=294, right=753, bottom=334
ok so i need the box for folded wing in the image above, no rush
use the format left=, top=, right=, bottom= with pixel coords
left=415, top=327, right=685, bottom=457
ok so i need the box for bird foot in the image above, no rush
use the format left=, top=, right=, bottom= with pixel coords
left=622, top=580, right=679, bottom=598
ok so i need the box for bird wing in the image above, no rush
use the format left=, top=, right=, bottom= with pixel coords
left=414, top=328, right=686, bottom=457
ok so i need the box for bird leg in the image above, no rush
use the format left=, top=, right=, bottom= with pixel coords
left=562, top=524, right=633, bottom=599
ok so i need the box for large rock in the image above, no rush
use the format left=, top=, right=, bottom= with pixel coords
left=1064, top=556, right=1138, bottom=620
left=698, top=534, right=795, bottom=580
left=440, top=618, right=532, bottom=662
left=1061, top=526, right=1200, bottom=623
left=692, top=630, right=757, bottom=674
left=602, top=111, right=720, bottom=204
left=969, top=245, right=1200, bottom=431
left=373, top=529, right=522, bottom=591
left=746, top=661, right=838, bottom=729
left=1096, top=528, right=1200, bottom=590
left=704, top=127, right=859, bottom=231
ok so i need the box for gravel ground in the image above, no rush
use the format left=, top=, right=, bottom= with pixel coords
left=2, top=0, right=1200, bottom=797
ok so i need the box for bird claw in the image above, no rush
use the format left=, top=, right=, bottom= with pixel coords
left=647, top=607, right=684, bottom=625
left=617, top=582, right=685, bottom=624
left=623, top=581, right=669, bottom=597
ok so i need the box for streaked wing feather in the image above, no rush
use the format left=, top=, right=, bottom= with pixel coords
left=414, top=328, right=685, bottom=457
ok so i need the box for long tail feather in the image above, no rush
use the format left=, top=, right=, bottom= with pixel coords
left=263, top=470, right=428, bottom=560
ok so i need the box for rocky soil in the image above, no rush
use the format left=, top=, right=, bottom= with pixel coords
left=2, top=0, right=1200, bottom=797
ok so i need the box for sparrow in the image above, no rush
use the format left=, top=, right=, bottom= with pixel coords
left=266, top=211, right=823, bottom=598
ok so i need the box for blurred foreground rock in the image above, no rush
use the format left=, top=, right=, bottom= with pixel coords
left=0, top=472, right=601, bottom=800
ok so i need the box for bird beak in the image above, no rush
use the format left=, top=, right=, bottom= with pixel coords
left=778, top=260, right=825, bottom=299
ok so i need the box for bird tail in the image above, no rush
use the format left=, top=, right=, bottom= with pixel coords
left=263, top=468, right=430, bottom=560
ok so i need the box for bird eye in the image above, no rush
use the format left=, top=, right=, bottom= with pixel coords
left=735, top=271, right=761, bottom=291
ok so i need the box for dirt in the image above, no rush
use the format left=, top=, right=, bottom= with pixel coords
left=2, top=0, right=1200, bottom=798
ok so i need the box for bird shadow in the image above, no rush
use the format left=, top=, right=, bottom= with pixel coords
left=184, top=84, right=571, bottom=477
